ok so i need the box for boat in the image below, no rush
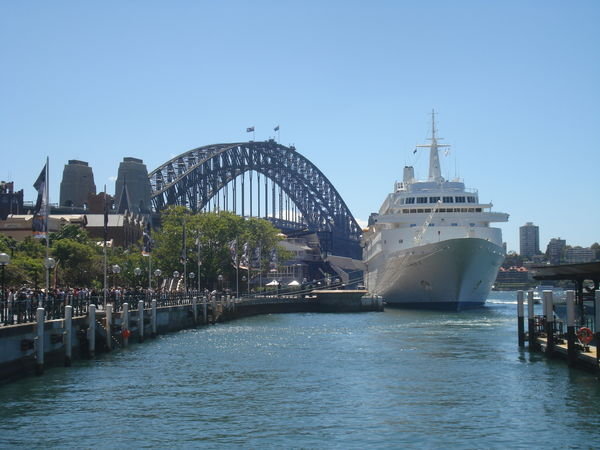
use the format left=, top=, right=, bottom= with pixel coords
left=362, top=111, right=509, bottom=310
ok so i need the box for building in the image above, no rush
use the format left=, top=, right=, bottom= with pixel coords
left=0, top=215, right=87, bottom=241
left=0, top=181, right=24, bottom=220
left=85, top=212, right=147, bottom=248
left=546, top=238, right=566, bottom=265
left=519, top=222, right=540, bottom=259
left=495, top=266, right=532, bottom=289
left=565, top=247, right=595, bottom=264
left=59, top=160, right=96, bottom=208
left=115, top=157, right=152, bottom=214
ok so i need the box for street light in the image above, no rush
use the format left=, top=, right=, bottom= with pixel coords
left=134, top=267, right=142, bottom=291
left=0, top=252, right=10, bottom=303
left=111, top=264, right=121, bottom=288
left=188, top=272, right=195, bottom=292
left=173, top=270, right=180, bottom=291
left=218, top=274, right=223, bottom=292
left=43, top=257, right=56, bottom=305
left=154, top=269, right=162, bottom=290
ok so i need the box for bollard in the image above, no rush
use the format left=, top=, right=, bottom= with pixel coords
left=88, top=304, right=96, bottom=358
left=106, top=304, right=113, bottom=351
left=138, top=300, right=144, bottom=343
left=527, top=290, right=535, bottom=349
left=64, top=305, right=72, bottom=366
left=122, top=303, right=129, bottom=347
left=192, top=297, right=198, bottom=324
left=151, top=299, right=157, bottom=338
left=566, top=290, right=576, bottom=367
left=595, top=291, right=600, bottom=371
left=35, top=307, right=45, bottom=375
left=203, top=296, right=207, bottom=324
left=212, top=297, right=217, bottom=324
left=543, top=290, right=554, bottom=356
left=517, top=291, right=525, bottom=347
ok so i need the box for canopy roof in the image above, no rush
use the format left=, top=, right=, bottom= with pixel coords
left=530, top=262, right=600, bottom=281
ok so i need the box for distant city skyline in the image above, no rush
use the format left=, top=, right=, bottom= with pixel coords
left=2, top=1, right=599, bottom=253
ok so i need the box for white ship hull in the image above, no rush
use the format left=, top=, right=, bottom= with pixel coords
left=367, top=238, right=505, bottom=310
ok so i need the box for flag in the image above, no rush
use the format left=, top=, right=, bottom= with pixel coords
left=246, top=126, right=255, bottom=133
left=229, top=239, right=238, bottom=263
left=274, top=125, right=279, bottom=132
left=413, top=149, right=417, bottom=154
left=241, top=242, right=249, bottom=266
left=32, top=163, right=48, bottom=238
left=142, top=222, right=153, bottom=256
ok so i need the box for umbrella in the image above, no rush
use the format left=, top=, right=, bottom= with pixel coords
left=266, top=279, right=280, bottom=286
left=288, top=280, right=300, bottom=286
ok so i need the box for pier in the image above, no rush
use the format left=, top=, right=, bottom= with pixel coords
left=517, top=262, right=600, bottom=373
left=0, top=289, right=382, bottom=383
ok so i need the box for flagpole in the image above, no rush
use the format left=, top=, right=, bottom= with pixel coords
left=236, top=240, right=239, bottom=299
left=103, top=186, right=108, bottom=309
left=44, top=157, right=49, bottom=307
left=182, top=216, right=187, bottom=293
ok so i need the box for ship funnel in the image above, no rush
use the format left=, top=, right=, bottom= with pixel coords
left=403, top=166, right=415, bottom=184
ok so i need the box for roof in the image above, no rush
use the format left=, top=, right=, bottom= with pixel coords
left=530, top=261, right=600, bottom=281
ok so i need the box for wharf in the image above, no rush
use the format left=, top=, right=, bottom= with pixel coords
left=0, top=290, right=383, bottom=384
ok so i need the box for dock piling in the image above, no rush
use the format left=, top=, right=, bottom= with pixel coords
left=566, top=290, right=576, bottom=366
left=151, top=299, right=157, bottom=337
left=35, top=307, right=44, bottom=375
left=122, top=303, right=129, bottom=347
left=88, top=304, right=96, bottom=358
left=138, top=300, right=144, bottom=343
left=527, top=290, right=535, bottom=349
left=203, top=296, right=207, bottom=324
left=543, top=290, right=554, bottom=356
left=595, top=291, right=600, bottom=371
left=106, top=304, right=112, bottom=351
left=64, top=305, right=72, bottom=366
left=517, top=291, right=525, bottom=347
left=192, top=297, right=198, bottom=324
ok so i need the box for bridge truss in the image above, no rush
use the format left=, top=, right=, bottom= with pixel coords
left=148, top=140, right=362, bottom=258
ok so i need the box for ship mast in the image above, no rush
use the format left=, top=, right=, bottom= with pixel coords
left=416, top=109, right=449, bottom=182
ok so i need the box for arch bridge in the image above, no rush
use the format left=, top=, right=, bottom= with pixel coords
left=149, top=140, right=362, bottom=258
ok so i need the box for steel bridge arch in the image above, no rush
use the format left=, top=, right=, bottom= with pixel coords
left=148, top=140, right=362, bottom=258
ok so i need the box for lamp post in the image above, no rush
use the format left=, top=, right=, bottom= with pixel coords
left=43, top=257, right=56, bottom=307
left=242, top=275, right=247, bottom=295
left=154, top=269, right=162, bottom=291
left=111, top=264, right=121, bottom=289
left=188, top=272, right=195, bottom=293
left=218, top=274, right=223, bottom=293
left=0, top=252, right=10, bottom=304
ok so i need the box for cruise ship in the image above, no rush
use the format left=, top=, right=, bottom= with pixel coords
left=362, top=112, right=509, bottom=310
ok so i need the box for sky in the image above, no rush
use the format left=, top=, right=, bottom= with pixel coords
left=1, top=1, right=599, bottom=253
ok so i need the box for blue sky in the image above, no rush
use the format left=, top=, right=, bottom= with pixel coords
left=1, top=1, right=599, bottom=253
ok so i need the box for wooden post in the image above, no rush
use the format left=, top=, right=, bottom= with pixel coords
left=106, top=304, right=113, bottom=351
left=203, top=295, right=207, bottom=324
left=527, top=290, right=535, bottom=349
left=517, top=291, right=525, bottom=347
left=64, top=305, right=72, bottom=366
left=192, top=296, right=198, bottom=324
left=88, top=304, right=96, bottom=358
left=543, top=290, right=554, bottom=356
left=566, top=290, right=576, bottom=367
left=595, top=290, right=600, bottom=371
left=35, top=307, right=44, bottom=375
left=122, top=302, right=129, bottom=347
left=138, top=300, right=144, bottom=343
left=151, top=299, right=157, bottom=337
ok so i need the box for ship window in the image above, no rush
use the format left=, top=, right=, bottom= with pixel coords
left=402, top=209, right=409, bottom=214
left=399, top=239, right=403, bottom=243
left=455, top=208, right=461, bottom=212
left=467, top=196, right=476, bottom=203
left=443, top=196, right=453, bottom=203
left=470, top=223, right=475, bottom=227
left=428, top=223, right=434, bottom=227
left=406, top=197, right=415, bottom=204
left=468, top=208, right=475, bottom=212
left=439, top=208, right=446, bottom=212
left=417, top=197, right=427, bottom=204
left=451, top=223, right=458, bottom=226
left=455, top=196, right=466, bottom=203
left=410, top=209, right=417, bottom=213
left=429, top=196, right=440, bottom=203
left=410, top=224, right=417, bottom=227
left=476, top=208, right=481, bottom=212
left=424, top=209, right=431, bottom=213
left=417, top=209, right=424, bottom=213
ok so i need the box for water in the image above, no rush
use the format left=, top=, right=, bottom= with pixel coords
left=2, top=291, right=600, bottom=448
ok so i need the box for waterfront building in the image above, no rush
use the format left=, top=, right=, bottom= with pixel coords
left=0, top=214, right=87, bottom=241
left=546, top=238, right=566, bottom=265
left=495, top=266, right=531, bottom=289
left=59, top=160, right=96, bottom=208
left=519, top=222, right=540, bottom=260
left=85, top=212, right=147, bottom=248
left=565, top=247, right=595, bottom=264
left=0, top=181, right=24, bottom=220
left=115, top=157, right=152, bottom=214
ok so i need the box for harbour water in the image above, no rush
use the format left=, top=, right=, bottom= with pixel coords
left=1, top=291, right=600, bottom=448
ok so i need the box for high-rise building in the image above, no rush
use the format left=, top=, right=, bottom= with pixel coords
left=519, top=222, right=540, bottom=259
left=565, top=247, right=595, bottom=264
left=59, top=160, right=96, bottom=208
left=115, top=157, right=152, bottom=214
left=546, top=238, right=566, bottom=265
left=0, top=181, right=24, bottom=220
